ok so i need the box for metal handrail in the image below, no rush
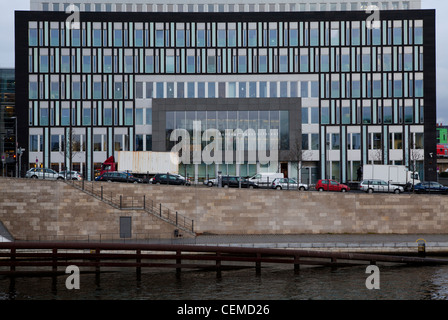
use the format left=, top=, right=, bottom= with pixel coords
left=64, top=180, right=195, bottom=235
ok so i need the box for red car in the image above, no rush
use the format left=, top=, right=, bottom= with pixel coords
left=315, top=179, right=350, bottom=192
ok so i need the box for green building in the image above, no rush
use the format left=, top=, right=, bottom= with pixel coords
left=437, top=126, right=448, bottom=144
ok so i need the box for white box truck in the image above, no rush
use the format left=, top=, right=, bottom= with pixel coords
left=117, top=151, right=180, bottom=176
left=362, top=165, right=420, bottom=189
left=99, top=152, right=180, bottom=179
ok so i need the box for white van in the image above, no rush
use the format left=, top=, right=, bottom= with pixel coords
left=248, top=173, right=284, bottom=187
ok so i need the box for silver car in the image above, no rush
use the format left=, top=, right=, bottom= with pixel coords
left=25, top=168, right=61, bottom=180
left=360, top=179, right=404, bottom=194
left=204, top=178, right=217, bottom=187
left=271, top=178, right=309, bottom=191
left=58, top=170, right=83, bottom=180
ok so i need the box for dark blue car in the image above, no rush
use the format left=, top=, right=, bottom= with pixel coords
left=414, top=181, right=448, bottom=194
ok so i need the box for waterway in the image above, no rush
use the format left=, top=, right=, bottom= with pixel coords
left=1, top=263, right=448, bottom=300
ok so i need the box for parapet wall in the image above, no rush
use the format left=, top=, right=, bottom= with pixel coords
left=1, top=178, right=447, bottom=240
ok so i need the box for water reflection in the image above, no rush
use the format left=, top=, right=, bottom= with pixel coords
left=1, top=264, right=448, bottom=300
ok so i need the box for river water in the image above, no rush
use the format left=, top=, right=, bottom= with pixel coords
left=1, top=263, right=448, bottom=300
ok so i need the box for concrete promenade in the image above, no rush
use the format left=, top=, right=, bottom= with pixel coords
left=168, top=234, right=448, bottom=254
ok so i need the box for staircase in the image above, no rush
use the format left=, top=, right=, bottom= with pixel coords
left=65, top=180, right=196, bottom=236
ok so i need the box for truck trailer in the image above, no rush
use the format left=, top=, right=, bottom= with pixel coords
left=362, top=164, right=420, bottom=190
left=99, top=151, right=180, bottom=179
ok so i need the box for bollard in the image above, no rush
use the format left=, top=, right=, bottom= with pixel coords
left=418, top=241, right=426, bottom=257
left=416, top=238, right=426, bottom=257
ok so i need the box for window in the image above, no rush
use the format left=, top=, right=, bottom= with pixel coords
left=362, top=53, right=371, bottom=71
left=383, top=53, right=392, bottom=71
left=40, top=55, right=49, bottom=73
left=71, top=29, right=80, bottom=46
left=83, top=55, right=91, bottom=73
left=302, top=134, right=309, bottom=150
left=135, top=29, right=143, bottom=47
left=51, top=135, right=60, bottom=152
left=415, top=26, right=423, bottom=44
left=352, top=26, right=360, bottom=45
left=29, top=29, right=38, bottom=46
left=30, top=135, right=39, bottom=152
left=124, top=55, right=133, bottom=73
left=50, top=29, right=59, bottom=46
left=393, top=26, right=402, bottom=45
left=176, top=29, right=185, bottom=47
left=218, top=28, right=226, bottom=47
left=300, top=53, right=309, bottom=72
left=72, top=81, right=81, bottom=99
left=311, top=134, right=319, bottom=150
left=61, top=55, right=70, bottom=73
left=347, top=133, right=361, bottom=150
left=104, top=55, right=112, bottom=73
left=29, top=82, right=38, bottom=99
left=248, top=27, right=257, bottom=47
left=93, top=82, right=102, bottom=99
left=415, top=79, right=423, bottom=97
left=310, top=26, right=319, bottom=46
left=50, top=81, right=59, bottom=99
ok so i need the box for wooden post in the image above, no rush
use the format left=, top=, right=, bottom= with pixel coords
left=176, top=250, right=181, bottom=276
left=255, top=253, right=261, bottom=275
left=294, top=255, right=300, bottom=273
left=136, top=249, right=141, bottom=281
left=216, top=252, right=222, bottom=278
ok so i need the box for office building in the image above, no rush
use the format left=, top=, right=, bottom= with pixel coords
left=16, top=0, right=436, bottom=183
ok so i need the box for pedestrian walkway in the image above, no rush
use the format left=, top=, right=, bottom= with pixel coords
left=179, top=234, right=448, bottom=253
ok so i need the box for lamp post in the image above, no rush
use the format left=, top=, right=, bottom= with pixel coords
left=10, top=116, right=17, bottom=177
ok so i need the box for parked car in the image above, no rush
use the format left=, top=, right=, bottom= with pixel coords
left=271, top=178, right=308, bottom=191
left=152, top=173, right=189, bottom=185
left=414, top=181, right=448, bottom=194
left=359, top=179, right=404, bottom=194
left=204, top=178, right=218, bottom=187
left=315, top=179, right=350, bottom=192
left=95, top=171, right=143, bottom=183
left=204, top=176, right=257, bottom=188
left=25, top=168, right=61, bottom=180
left=173, top=174, right=191, bottom=186
left=221, top=176, right=258, bottom=188
left=58, top=170, right=83, bottom=181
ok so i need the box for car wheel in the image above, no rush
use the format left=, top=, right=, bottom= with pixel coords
left=367, top=188, right=374, bottom=194
left=276, top=186, right=282, bottom=190
left=156, top=182, right=161, bottom=185
left=107, top=180, right=112, bottom=183
left=31, top=175, right=38, bottom=179
left=57, top=177, right=64, bottom=180
left=341, top=189, right=347, bottom=192
left=318, top=187, right=324, bottom=192
left=394, top=189, right=400, bottom=194
left=249, top=185, right=254, bottom=189
left=223, top=184, right=229, bottom=188
left=207, top=182, right=213, bottom=187
left=299, top=186, right=305, bottom=191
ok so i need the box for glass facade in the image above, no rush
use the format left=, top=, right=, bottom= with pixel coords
left=18, top=8, right=435, bottom=182
left=0, top=69, right=16, bottom=176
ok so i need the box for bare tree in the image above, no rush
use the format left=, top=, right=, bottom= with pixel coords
left=289, top=135, right=313, bottom=185
left=59, top=127, right=83, bottom=177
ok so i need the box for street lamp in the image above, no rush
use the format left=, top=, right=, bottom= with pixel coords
left=9, top=116, right=17, bottom=177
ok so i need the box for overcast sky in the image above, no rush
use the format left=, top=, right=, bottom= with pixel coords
left=1, top=0, right=447, bottom=123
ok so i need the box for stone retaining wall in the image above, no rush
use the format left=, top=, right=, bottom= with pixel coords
left=1, top=178, right=448, bottom=240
